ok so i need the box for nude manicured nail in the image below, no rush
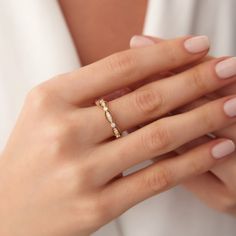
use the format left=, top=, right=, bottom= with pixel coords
left=130, top=35, right=155, bottom=48
left=184, top=36, right=210, bottom=53
left=224, top=97, right=236, bottom=117
left=211, top=140, right=235, bottom=159
left=215, top=57, right=236, bottom=79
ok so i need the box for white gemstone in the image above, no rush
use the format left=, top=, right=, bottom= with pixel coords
left=111, top=122, right=116, bottom=128
left=113, top=128, right=121, bottom=138
left=105, top=111, right=113, bottom=123
left=100, top=100, right=106, bottom=107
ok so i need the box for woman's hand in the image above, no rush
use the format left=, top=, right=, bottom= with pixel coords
left=177, top=86, right=236, bottom=216
left=1, top=36, right=236, bottom=236
left=131, top=35, right=236, bottom=216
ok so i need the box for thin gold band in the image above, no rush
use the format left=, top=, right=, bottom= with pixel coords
left=96, top=99, right=122, bottom=138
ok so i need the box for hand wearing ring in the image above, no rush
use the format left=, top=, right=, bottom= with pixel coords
left=1, top=36, right=236, bottom=236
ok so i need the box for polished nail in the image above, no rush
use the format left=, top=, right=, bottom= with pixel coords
left=184, top=36, right=210, bottom=53
left=130, top=35, right=155, bottom=48
left=224, top=97, right=236, bottom=117
left=215, top=57, right=236, bottom=79
left=211, top=139, right=235, bottom=159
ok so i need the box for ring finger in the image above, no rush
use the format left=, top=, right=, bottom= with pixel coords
left=91, top=95, right=236, bottom=183
left=85, top=57, right=236, bottom=143
left=167, top=94, right=236, bottom=192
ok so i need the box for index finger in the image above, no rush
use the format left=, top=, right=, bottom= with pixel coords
left=51, top=35, right=210, bottom=104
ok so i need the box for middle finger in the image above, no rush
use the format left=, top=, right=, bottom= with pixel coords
left=93, top=95, right=236, bottom=183
left=86, top=57, right=236, bottom=142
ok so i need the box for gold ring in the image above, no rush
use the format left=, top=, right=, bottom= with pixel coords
left=95, top=99, right=122, bottom=138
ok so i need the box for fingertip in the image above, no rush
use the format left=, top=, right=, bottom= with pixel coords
left=211, top=139, right=235, bottom=159
left=130, top=35, right=156, bottom=48
left=184, top=35, right=210, bottom=54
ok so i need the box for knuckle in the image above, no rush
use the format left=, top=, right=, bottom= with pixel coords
left=77, top=161, right=96, bottom=187
left=26, top=84, right=51, bottom=110
left=105, top=51, right=137, bottom=76
left=141, top=123, right=172, bottom=154
left=189, top=66, right=210, bottom=92
left=188, top=159, right=206, bottom=174
left=163, top=41, right=179, bottom=64
left=53, top=164, right=79, bottom=193
left=70, top=112, right=85, bottom=132
left=145, top=166, right=172, bottom=193
left=73, top=198, right=108, bottom=232
left=217, top=195, right=236, bottom=213
left=200, top=108, right=216, bottom=131
left=134, top=88, right=163, bottom=115
left=51, top=122, right=72, bottom=139
left=49, top=128, right=67, bottom=154
left=47, top=121, right=76, bottom=155
left=90, top=197, right=112, bottom=227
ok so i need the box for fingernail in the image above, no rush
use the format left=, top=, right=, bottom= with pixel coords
left=211, top=139, right=235, bottom=159
left=215, top=57, right=236, bottom=79
left=184, top=36, right=210, bottom=53
left=130, top=35, right=155, bottom=48
left=224, top=97, right=236, bottom=117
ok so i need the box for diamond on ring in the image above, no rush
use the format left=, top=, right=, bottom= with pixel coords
left=95, top=98, right=122, bottom=138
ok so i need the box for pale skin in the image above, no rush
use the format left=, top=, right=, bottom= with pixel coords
left=131, top=36, right=236, bottom=214
left=60, top=0, right=236, bottom=214
left=0, top=2, right=236, bottom=236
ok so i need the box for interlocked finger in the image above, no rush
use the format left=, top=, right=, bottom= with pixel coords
left=85, top=57, right=236, bottom=143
